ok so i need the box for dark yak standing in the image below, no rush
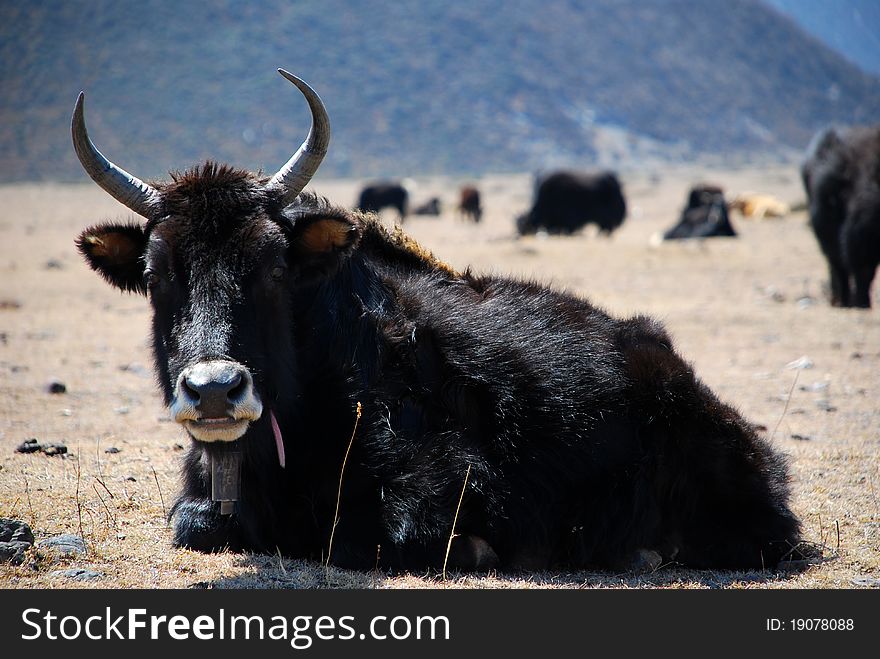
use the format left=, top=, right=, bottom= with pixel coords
left=663, top=185, right=737, bottom=240
left=516, top=170, right=626, bottom=236
left=458, top=185, right=482, bottom=223
left=356, top=181, right=408, bottom=222
left=801, top=125, right=880, bottom=308
left=74, top=70, right=803, bottom=572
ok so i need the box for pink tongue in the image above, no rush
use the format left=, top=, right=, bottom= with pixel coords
left=270, top=410, right=286, bottom=469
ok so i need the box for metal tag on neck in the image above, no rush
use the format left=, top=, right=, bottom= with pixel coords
left=210, top=448, right=241, bottom=515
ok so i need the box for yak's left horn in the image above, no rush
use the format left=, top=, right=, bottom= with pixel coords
left=266, top=70, right=331, bottom=208
left=71, top=92, right=162, bottom=218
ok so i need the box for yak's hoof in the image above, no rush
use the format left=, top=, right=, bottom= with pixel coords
left=619, top=548, right=664, bottom=574
left=446, top=535, right=500, bottom=572
left=172, top=499, right=237, bottom=553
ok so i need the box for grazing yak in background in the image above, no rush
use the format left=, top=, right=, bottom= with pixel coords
left=801, top=125, right=880, bottom=308
left=517, top=170, right=626, bottom=236
left=73, top=70, right=804, bottom=572
left=458, top=185, right=482, bottom=223
left=662, top=185, right=737, bottom=240
left=356, top=181, right=409, bottom=222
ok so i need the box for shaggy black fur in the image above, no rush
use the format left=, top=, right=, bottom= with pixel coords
left=802, top=125, right=880, bottom=308
left=517, top=170, right=626, bottom=236
left=78, top=163, right=802, bottom=572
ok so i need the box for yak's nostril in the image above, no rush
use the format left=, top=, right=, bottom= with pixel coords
left=181, top=378, right=201, bottom=404
left=226, top=373, right=245, bottom=402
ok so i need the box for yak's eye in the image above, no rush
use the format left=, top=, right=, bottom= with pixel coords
left=143, top=270, right=159, bottom=288
left=270, top=265, right=286, bottom=281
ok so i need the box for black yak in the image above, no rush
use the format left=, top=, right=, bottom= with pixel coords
left=74, top=70, right=802, bottom=572
left=356, top=181, right=408, bottom=222
left=802, top=125, right=880, bottom=308
left=412, top=197, right=442, bottom=216
left=517, top=170, right=626, bottom=236
left=663, top=185, right=737, bottom=240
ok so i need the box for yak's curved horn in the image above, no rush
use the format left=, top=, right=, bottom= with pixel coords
left=71, top=93, right=162, bottom=218
left=266, top=70, right=330, bottom=207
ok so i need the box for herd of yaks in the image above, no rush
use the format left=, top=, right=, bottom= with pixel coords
left=355, top=123, right=879, bottom=309
left=356, top=175, right=787, bottom=236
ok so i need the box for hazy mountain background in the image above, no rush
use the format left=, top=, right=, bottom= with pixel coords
left=765, top=0, right=880, bottom=75
left=1, top=0, right=878, bottom=183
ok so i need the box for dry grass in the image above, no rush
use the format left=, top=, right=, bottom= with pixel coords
left=326, top=401, right=362, bottom=569
left=1, top=163, right=878, bottom=589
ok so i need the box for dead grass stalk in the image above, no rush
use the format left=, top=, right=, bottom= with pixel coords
left=326, top=401, right=362, bottom=569
left=442, top=464, right=471, bottom=580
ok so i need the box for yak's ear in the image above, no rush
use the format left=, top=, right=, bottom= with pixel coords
left=76, top=222, right=148, bottom=294
left=288, top=211, right=362, bottom=274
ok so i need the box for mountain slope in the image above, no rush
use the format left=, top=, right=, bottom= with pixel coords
left=764, top=0, right=880, bottom=75
left=1, top=0, right=878, bottom=182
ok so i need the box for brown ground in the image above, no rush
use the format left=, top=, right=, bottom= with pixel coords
left=1, top=163, right=878, bottom=589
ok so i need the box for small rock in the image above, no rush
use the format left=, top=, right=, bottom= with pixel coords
left=790, top=434, right=811, bottom=441
left=799, top=381, right=829, bottom=393
left=173, top=443, right=185, bottom=451
left=0, top=518, right=35, bottom=544
left=125, top=476, right=137, bottom=482
left=114, top=406, right=130, bottom=415
left=104, top=447, right=121, bottom=454
left=851, top=577, right=880, bottom=588
left=44, top=259, right=64, bottom=270
left=119, top=363, right=150, bottom=378
left=37, top=534, right=87, bottom=558
left=763, top=286, right=785, bottom=303
left=15, top=438, right=41, bottom=454
left=14, top=439, right=68, bottom=456
left=0, top=299, right=22, bottom=310
left=786, top=356, right=814, bottom=370
left=796, top=296, right=815, bottom=309
left=816, top=400, right=838, bottom=413
left=60, top=409, right=73, bottom=417
left=46, top=379, right=67, bottom=394
left=49, top=568, right=102, bottom=581
left=0, top=541, right=31, bottom=565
